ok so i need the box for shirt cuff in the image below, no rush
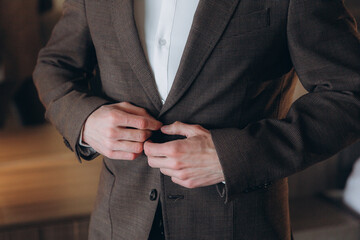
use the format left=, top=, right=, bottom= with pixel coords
left=79, top=125, right=91, bottom=147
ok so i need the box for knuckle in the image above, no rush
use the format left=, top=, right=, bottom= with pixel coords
left=178, top=171, right=189, bottom=180
left=120, top=101, right=129, bottom=107
left=140, top=108, right=147, bottom=114
left=100, top=105, right=111, bottom=112
left=194, top=124, right=202, bottom=130
left=169, top=144, right=181, bottom=157
left=137, top=119, right=148, bottom=129
left=128, top=153, right=137, bottom=160
left=107, top=112, right=118, bottom=124
left=169, top=150, right=179, bottom=158
left=184, top=180, right=196, bottom=189
left=138, top=131, right=148, bottom=142
left=133, top=143, right=144, bottom=153
left=171, top=160, right=182, bottom=170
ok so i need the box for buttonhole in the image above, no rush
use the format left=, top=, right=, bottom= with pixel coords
left=167, top=195, right=184, bottom=201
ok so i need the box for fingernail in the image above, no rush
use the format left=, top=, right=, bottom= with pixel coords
left=161, top=125, right=169, bottom=131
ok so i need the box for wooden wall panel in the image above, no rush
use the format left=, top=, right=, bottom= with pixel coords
left=0, top=125, right=97, bottom=239
left=41, top=222, right=77, bottom=240
left=0, top=228, right=39, bottom=240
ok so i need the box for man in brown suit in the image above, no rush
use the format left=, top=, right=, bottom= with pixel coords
left=33, top=0, right=360, bottom=239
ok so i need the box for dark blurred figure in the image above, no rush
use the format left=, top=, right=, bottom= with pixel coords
left=0, top=0, right=52, bottom=127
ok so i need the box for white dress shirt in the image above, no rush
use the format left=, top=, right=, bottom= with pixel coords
left=80, top=0, right=199, bottom=145
left=134, top=0, right=200, bottom=102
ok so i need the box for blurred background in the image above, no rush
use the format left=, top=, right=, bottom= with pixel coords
left=0, top=0, right=359, bottom=239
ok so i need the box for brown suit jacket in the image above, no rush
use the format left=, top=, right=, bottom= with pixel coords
left=33, top=0, right=360, bottom=239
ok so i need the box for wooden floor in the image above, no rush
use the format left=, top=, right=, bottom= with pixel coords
left=0, top=124, right=102, bottom=239
left=1, top=124, right=359, bottom=239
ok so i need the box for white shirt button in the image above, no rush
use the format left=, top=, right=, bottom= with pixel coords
left=161, top=98, right=165, bottom=104
left=159, top=38, right=167, bottom=46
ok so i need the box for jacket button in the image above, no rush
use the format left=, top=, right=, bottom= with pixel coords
left=149, top=189, right=158, bottom=201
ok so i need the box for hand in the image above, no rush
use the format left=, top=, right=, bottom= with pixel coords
left=83, top=102, right=162, bottom=160
left=144, top=121, right=224, bottom=188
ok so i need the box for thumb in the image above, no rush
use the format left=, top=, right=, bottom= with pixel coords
left=161, top=121, right=198, bottom=138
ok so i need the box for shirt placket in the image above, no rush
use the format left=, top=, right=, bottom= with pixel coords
left=152, top=0, right=177, bottom=104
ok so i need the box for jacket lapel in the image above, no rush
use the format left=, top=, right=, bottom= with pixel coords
left=159, top=0, right=240, bottom=116
left=110, top=0, right=163, bottom=112
left=110, top=0, right=240, bottom=115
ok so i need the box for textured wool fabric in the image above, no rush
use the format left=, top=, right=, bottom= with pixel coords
left=33, top=0, right=360, bottom=239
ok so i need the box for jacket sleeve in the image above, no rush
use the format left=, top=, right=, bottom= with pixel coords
left=33, top=0, right=109, bottom=161
left=211, top=0, right=360, bottom=202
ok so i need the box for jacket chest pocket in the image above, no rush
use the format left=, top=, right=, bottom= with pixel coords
left=223, top=8, right=271, bottom=37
